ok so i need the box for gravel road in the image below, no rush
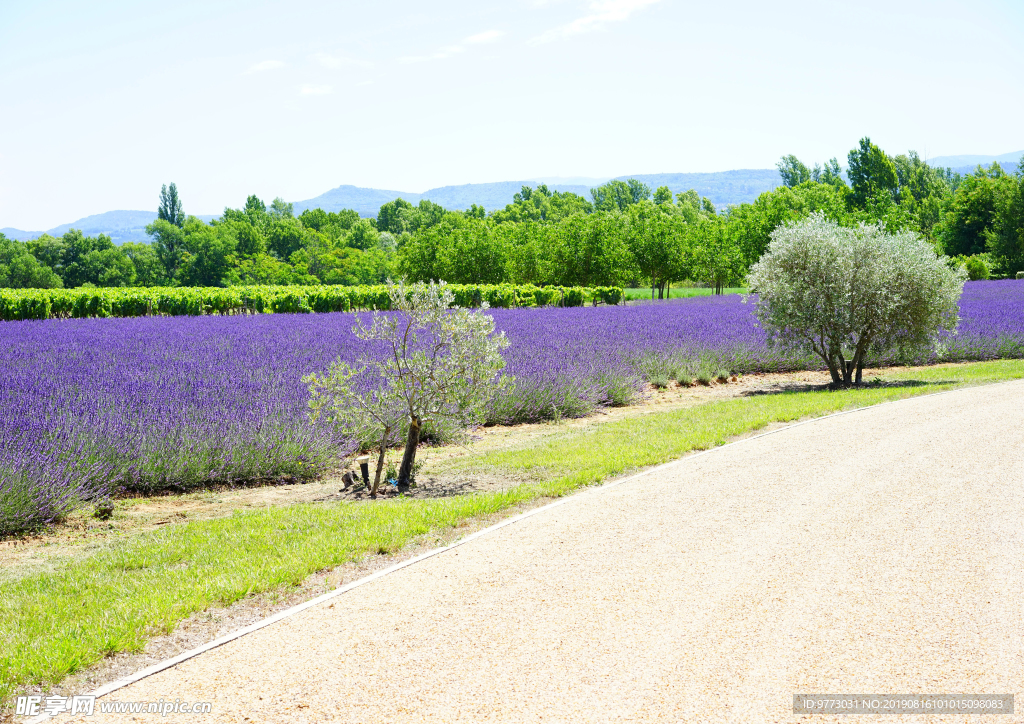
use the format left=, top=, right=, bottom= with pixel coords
left=54, top=381, right=1024, bottom=723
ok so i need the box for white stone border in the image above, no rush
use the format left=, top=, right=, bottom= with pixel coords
left=25, top=381, right=1005, bottom=722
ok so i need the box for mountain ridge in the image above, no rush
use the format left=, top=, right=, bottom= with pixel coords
left=4, top=152, right=1021, bottom=244
left=927, top=150, right=1022, bottom=169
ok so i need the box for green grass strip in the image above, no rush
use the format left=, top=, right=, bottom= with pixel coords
left=2, top=359, right=1022, bottom=703
left=483, top=360, right=1024, bottom=495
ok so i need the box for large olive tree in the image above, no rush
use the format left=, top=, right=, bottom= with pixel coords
left=746, top=214, right=966, bottom=387
left=305, top=280, right=508, bottom=494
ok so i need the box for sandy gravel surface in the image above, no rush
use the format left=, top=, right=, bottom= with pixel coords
left=52, top=381, right=1024, bottom=723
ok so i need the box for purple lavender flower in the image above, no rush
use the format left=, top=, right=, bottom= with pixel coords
left=1, top=280, right=1021, bottom=535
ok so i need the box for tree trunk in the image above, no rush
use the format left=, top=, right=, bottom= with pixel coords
left=852, top=336, right=870, bottom=386
left=837, top=352, right=853, bottom=387
left=371, top=426, right=390, bottom=497
left=818, top=346, right=843, bottom=387
left=397, top=416, right=421, bottom=492
left=825, top=359, right=842, bottom=386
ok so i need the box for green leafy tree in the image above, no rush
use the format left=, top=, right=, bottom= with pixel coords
left=552, top=212, right=633, bottom=286
left=960, top=255, right=991, bottom=281
left=674, top=190, right=714, bottom=222
left=305, top=280, right=509, bottom=492
left=503, top=221, right=557, bottom=285
left=146, top=219, right=186, bottom=281
left=816, top=158, right=846, bottom=188
left=888, top=151, right=953, bottom=238
left=545, top=191, right=593, bottom=221
left=158, top=183, right=185, bottom=228
left=377, top=198, right=416, bottom=234
left=847, top=137, right=898, bottom=208
left=988, top=160, right=1024, bottom=276
left=347, top=219, right=380, bottom=251
left=0, top=233, right=63, bottom=288
left=653, top=186, right=673, bottom=205
left=81, top=247, right=136, bottom=287
left=777, top=155, right=812, bottom=187
left=626, top=179, right=652, bottom=204
left=267, top=218, right=309, bottom=260
left=490, top=185, right=593, bottom=224
left=398, top=215, right=509, bottom=284
left=29, top=229, right=120, bottom=287
left=747, top=214, right=965, bottom=387
left=24, top=234, right=65, bottom=274
left=626, top=202, right=688, bottom=299
left=298, top=208, right=332, bottom=232
left=120, top=242, right=165, bottom=286
left=724, top=181, right=851, bottom=266
left=935, top=164, right=1010, bottom=257
left=492, top=185, right=550, bottom=223
left=432, top=217, right=509, bottom=284
left=689, top=215, right=744, bottom=294
left=223, top=252, right=314, bottom=286
left=243, top=195, right=267, bottom=225
left=233, top=221, right=267, bottom=257
left=590, top=179, right=650, bottom=212
left=176, top=217, right=238, bottom=287
left=269, top=197, right=294, bottom=218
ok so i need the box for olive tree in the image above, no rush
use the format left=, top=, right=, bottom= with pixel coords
left=305, top=280, right=508, bottom=494
left=746, top=214, right=966, bottom=387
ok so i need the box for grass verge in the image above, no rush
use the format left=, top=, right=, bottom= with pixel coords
left=2, top=359, right=1023, bottom=704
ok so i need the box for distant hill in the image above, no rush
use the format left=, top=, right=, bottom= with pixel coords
left=609, top=169, right=782, bottom=207
left=290, top=169, right=784, bottom=218
left=2, top=210, right=218, bottom=244
left=7, top=153, right=1020, bottom=242
left=928, top=150, right=1022, bottom=169
left=291, top=185, right=417, bottom=218
left=424, top=181, right=594, bottom=209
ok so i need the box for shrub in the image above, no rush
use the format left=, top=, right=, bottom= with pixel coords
left=747, top=214, right=966, bottom=387
left=964, top=255, right=991, bottom=281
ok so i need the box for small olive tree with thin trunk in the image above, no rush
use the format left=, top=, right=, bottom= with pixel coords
left=305, top=280, right=508, bottom=495
left=746, top=214, right=966, bottom=387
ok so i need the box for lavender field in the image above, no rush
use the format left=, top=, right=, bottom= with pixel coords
left=2, top=280, right=1023, bottom=535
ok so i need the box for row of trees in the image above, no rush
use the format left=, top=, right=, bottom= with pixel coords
left=393, top=189, right=733, bottom=296
left=777, top=139, right=1024, bottom=273
left=3, top=140, right=1023, bottom=292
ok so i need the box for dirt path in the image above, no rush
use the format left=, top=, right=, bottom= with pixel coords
left=47, top=380, right=1024, bottom=723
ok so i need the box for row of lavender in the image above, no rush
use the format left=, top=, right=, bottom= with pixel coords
left=2, top=280, right=1023, bottom=534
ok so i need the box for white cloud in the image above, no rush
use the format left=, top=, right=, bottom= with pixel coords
left=397, top=30, right=502, bottom=64
left=399, top=45, right=464, bottom=64
left=315, top=53, right=372, bottom=70
left=464, top=30, right=504, bottom=44
left=247, top=60, right=285, bottom=73
left=300, top=84, right=332, bottom=95
left=532, top=0, right=663, bottom=43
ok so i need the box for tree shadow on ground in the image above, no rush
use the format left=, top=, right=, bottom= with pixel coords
left=740, top=378, right=935, bottom=397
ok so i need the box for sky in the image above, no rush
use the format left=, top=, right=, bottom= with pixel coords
left=1, top=0, right=1022, bottom=230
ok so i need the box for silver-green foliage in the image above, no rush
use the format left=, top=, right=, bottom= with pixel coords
left=305, top=280, right=509, bottom=494
left=746, top=214, right=966, bottom=386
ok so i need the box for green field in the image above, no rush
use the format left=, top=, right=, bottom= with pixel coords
left=624, top=286, right=747, bottom=300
